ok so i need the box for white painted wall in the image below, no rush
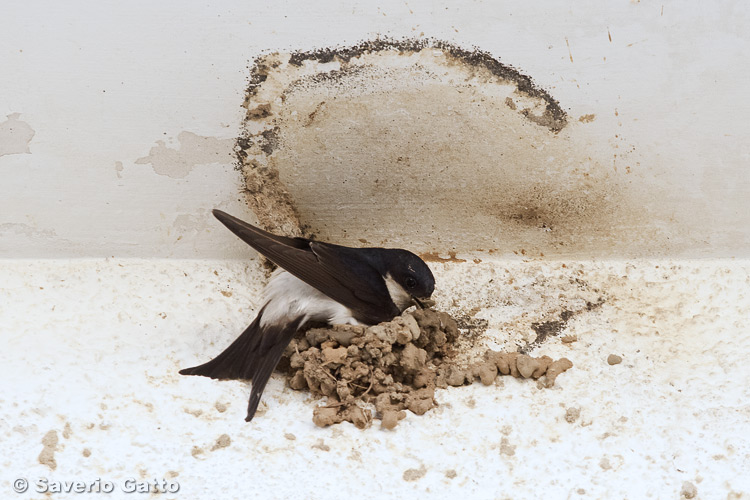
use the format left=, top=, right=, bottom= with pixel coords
left=1, top=1, right=748, bottom=258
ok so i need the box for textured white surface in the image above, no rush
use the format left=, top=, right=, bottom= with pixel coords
left=1, top=258, right=748, bottom=499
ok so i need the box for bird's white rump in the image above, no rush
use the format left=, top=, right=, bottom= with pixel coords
left=259, top=269, right=362, bottom=328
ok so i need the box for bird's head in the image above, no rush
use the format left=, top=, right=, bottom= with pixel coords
left=382, top=249, right=436, bottom=312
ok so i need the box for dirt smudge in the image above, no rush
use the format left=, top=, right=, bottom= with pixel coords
left=403, top=464, right=427, bottom=481
left=38, top=430, right=59, bottom=470
left=519, top=298, right=604, bottom=354
left=210, top=434, right=231, bottom=451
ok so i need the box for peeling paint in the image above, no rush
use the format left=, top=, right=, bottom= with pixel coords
left=0, top=113, right=35, bottom=157
left=0, top=222, right=57, bottom=240
left=173, top=209, right=211, bottom=232
left=136, top=131, right=235, bottom=179
left=420, top=252, right=466, bottom=263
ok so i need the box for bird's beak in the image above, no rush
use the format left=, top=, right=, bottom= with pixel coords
left=411, top=296, right=436, bottom=309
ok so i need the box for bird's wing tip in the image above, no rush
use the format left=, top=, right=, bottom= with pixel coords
left=212, top=208, right=229, bottom=220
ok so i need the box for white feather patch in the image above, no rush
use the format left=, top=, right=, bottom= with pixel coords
left=384, top=272, right=412, bottom=311
left=259, top=269, right=361, bottom=327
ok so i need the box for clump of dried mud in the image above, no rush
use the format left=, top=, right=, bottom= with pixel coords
left=280, top=309, right=573, bottom=429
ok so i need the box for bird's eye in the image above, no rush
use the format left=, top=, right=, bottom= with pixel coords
left=405, top=277, right=417, bottom=289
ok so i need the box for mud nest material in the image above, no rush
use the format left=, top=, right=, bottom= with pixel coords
left=280, top=309, right=573, bottom=429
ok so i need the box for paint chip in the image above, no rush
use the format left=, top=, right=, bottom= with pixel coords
left=0, top=113, right=35, bottom=157
left=135, top=131, right=234, bottom=179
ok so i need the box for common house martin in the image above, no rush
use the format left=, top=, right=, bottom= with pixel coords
left=180, top=209, right=436, bottom=421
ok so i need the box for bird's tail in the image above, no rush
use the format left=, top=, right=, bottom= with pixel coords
left=179, top=307, right=302, bottom=421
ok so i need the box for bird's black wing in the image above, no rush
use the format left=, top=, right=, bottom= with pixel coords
left=306, top=242, right=399, bottom=322
left=179, top=308, right=266, bottom=381
left=179, top=306, right=304, bottom=421
left=212, top=210, right=396, bottom=323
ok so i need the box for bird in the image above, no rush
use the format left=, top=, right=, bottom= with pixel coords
left=180, top=209, right=436, bottom=422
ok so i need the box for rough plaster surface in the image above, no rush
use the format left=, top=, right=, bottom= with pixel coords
left=1, top=258, right=748, bottom=499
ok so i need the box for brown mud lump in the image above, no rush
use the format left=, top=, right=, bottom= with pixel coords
left=281, top=309, right=573, bottom=428
left=607, top=354, right=623, bottom=365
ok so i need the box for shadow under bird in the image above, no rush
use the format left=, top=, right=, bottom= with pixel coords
left=180, top=210, right=436, bottom=422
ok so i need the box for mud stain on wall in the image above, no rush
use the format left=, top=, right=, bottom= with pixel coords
left=0, top=113, right=35, bottom=157
left=136, top=131, right=235, bottom=179
left=236, top=39, right=658, bottom=256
